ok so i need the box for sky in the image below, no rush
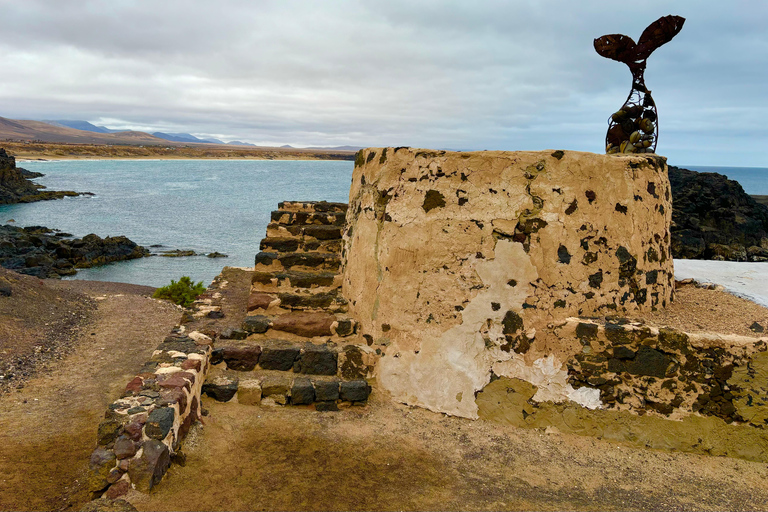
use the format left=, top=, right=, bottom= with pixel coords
left=1, top=0, right=767, bottom=167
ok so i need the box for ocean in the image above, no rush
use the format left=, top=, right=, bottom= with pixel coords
left=0, top=159, right=353, bottom=287
left=1, top=160, right=766, bottom=287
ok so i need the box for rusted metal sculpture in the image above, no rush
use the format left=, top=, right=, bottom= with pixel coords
left=595, top=15, right=685, bottom=154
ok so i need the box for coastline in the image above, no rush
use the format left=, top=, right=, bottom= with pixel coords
left=3, top=141, right=356, bottom=161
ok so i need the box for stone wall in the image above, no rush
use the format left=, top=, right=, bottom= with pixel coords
left=342, top=148, right=674, bottom=418
left=477, top=319, right=768, bottom=462
left=87, top=327, right=212, bottom=499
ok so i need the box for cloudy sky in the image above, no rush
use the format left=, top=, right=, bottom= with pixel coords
left=1, top=0, right=766, bottom=166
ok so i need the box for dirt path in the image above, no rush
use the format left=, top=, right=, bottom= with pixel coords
left=0, top=281, right=180, bottom=511
left=131, top=392, right=768, bottom=511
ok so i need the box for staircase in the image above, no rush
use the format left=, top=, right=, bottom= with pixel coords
left=202, top=201, right=376, bottom=411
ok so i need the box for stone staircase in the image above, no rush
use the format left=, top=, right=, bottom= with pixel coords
left=203, top=201, right=376, bottom=411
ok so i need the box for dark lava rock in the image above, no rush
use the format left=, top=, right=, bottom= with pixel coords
left=315, top=401, right=339, bottom=412
left=669, top=165, right=768, bottom=261
left=339, top=380, right=371, bottom=402
left=145, top=407, right=175, bottom=440
left=0, top=223, right=149, bottom=279
left=313, top=380, right=340, bottom=402
left=0, top=148, right=83, bottom=204
left=220, top=327, right=248, bottom=340
left=242, top=315, right=271, bottom=334
left=259, top=342, right=300, bottom=371
left=624, top=346, right=672, bottom=378
left=750, top=321, right=765, bottom=333
left=202, top=374, right=239, bottom=402
left=291, top=377, right=316, bottom=405
left=297, top=345, right=337, bottom=375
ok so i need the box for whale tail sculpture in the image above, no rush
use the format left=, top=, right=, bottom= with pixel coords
left=595, top=15, right=685, bottom=155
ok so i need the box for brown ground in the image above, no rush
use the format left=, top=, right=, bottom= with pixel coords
left=0, top=272, right=180, bottom=511
left=1, top=270, right=768, bottom=511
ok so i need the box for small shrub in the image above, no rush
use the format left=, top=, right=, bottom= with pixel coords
left=152, top=276, right=206, bottom=307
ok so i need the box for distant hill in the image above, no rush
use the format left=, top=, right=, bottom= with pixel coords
left=0, top=116, right=171, bottom=145
left=226, top=141, right=257, bottom=146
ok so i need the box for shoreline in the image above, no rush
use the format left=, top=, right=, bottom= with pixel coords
left=2, top=141, right=356, bottom=162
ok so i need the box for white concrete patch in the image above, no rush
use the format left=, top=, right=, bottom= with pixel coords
left=674, top=259, right=768, bottom=307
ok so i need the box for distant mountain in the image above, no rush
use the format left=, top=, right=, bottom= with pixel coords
left=227, top=141, right=257, bottom=146
left=45, top=120, right=119, bottom=133
left=280, top=144, right=294, bottom=148
left=0, top=116, right=172, bottom=145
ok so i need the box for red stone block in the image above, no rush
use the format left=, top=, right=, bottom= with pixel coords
left=124, top=376, right=143, bottom=395
left=181, top=359, right=202, bottom=372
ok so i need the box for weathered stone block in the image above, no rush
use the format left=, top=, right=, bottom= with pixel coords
left=202, top=373, right=239, bottom=402
left=340, top=380, right=370, bottom=402
left=113, top=437, right=137, bottom=460
left=313, top=380, right=340, bottom=402
left=270, top=312, right=335, bottom=337
left=291, top=377, right=316, bottom=405
left=339, top=346, right=368, bottom=380
left=297, top=346, right=337, bottom=375
left=315, top=401, right=339, bottom=412
left=220, top=327, right=248, bottom=340
left=222, top=345, right=262, bottom=371
left=248, top=292, right=277, bottom=311
left=104, top=479, right=131, bottom=500
left=260, top=375, right=291, bottom=399
left=259, top=342, right=300, bottom=371
left=237, top=379, right=262, bottom=406
left=88, top=448, right=117, bottom=491
left=242, top=315, right=271, bottom=334
left=128, top=439, right=171, bottom=493
left=97, top=419, right=122, bottom=447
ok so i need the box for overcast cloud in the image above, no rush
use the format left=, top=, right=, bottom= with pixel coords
left=1, top=0, right=766, bottom=166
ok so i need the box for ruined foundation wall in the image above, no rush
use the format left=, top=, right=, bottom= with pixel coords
left=342, top=148, right=674, bottom=418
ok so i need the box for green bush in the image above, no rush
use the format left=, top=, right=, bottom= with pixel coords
left=152, top=276, right=206, bottom=307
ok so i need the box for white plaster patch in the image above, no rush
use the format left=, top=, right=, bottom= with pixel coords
left=378, top=240, right=538, bottom=419
left=492, top=354, right=602, bottom=410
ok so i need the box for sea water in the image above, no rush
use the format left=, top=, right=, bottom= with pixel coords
left=1, top=160, right=765, bottom=287
left=0, top=159, right=353, bottom=287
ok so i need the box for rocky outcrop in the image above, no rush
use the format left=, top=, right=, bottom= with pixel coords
left=669, top=166, right=768, bottom=261
left=0, top=225, right=150, bottom=278
left=0, top=148, right=82, bottom=203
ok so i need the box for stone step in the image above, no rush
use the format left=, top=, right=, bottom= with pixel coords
left=248, top=290, right=348, bottom=313
left=259, top=237, right=342, bottom=254
left=242, top=311, right=356, bottom=338
left=278, top=201, right=348, bottom=214
left=266, top=223, right=343, bottom=241
left=254, top=251, right=341, bottom=272
left=202, top=367, right=370, bottom=410
left=270, top=210, right=346, bottom=227
left=251, top=269, right=340, bottom=290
